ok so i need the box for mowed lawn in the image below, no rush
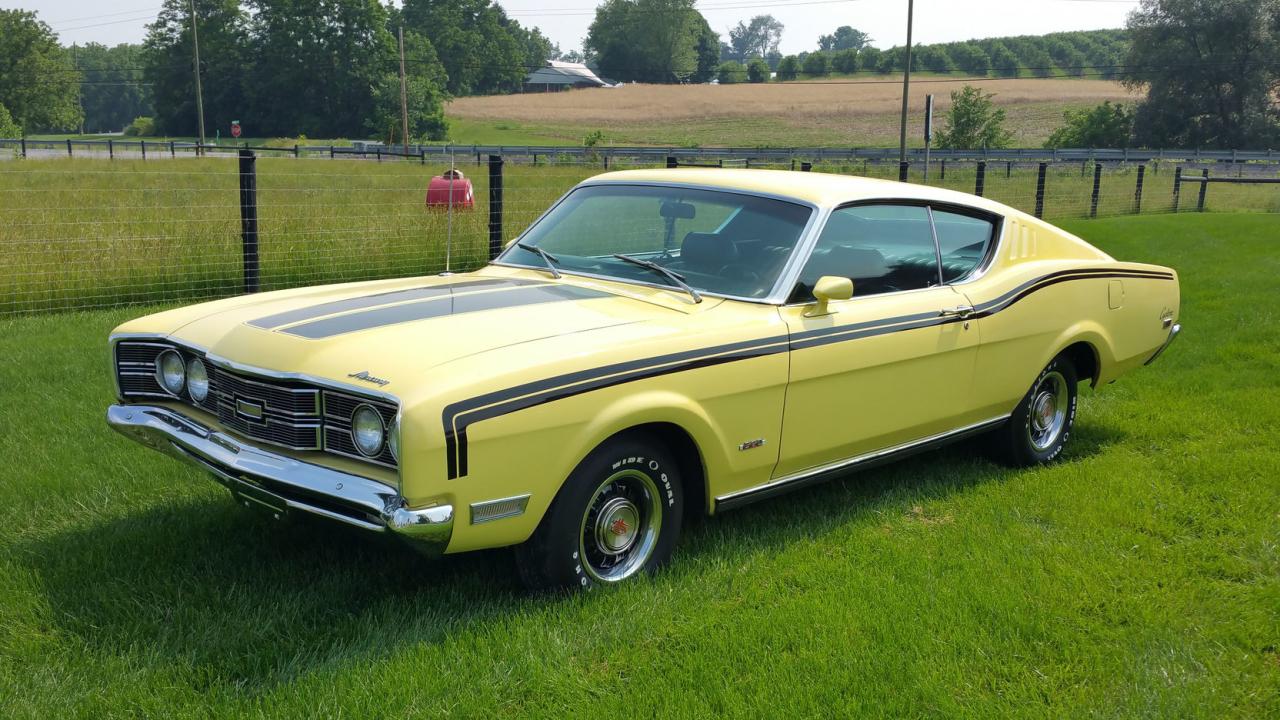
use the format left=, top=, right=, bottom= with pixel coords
left=0, top=214, right=1276, bottom=718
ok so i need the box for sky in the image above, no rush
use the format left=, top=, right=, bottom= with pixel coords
left=7, top=0, right=1136, bottom=57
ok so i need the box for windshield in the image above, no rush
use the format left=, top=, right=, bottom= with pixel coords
left=499, top=184, right=813, bottom=299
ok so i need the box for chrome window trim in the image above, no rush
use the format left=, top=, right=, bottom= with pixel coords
left=490, top=180, right=824, bottom=306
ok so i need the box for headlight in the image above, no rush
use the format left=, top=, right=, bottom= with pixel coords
left=186, top=357, right=209, bottom=402
left=351, top=404, right=385, bottom=457
left=155, top=350, right=186, bottom=395
left=388, top=414, right=400, bottom=462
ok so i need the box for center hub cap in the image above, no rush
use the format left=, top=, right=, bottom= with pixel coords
left=595, top=497, right=640, bottom=554
left=1032, top=392, right=1055, bottom=430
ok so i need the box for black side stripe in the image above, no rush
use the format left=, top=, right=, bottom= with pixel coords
left=441, top=267, right=1175, bottom=479
left=248, top=278, right=546, bottom=330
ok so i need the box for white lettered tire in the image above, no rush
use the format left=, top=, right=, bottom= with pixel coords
left=989, top=354, right=1079, bottom=466
left=515, top=432, right=684, bottom=592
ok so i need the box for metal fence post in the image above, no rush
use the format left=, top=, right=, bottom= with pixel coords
left=1006, top=161, right=1012, bottom=178
left=666, top=156, right=677, bottom=169
left=898, top=161, right=909, bottom=182
left=1034, top=162, right=1047, bottom=218
left=1133, top=164, right=1145, bottom=214
left=1089, top=163, right=1102, bottom=218
left=330, top=145, right=335, bottom=159
left=420, top=149, right=426, bottom=165
left=1197, top=169, right=1209, bottom=212
left=108, top=139, right=114, bottom=160
left=170, top=140, right=175, bottom=158
left=19, top=137, right=25, bottom=158
left=1172, top=166, right=1183, bottom=212
left=293, top=144, right=299, bottom=158
left=66, top=139, right=72, bottom=157
left=376, top=148, right=382, bottom=162
left=975, top=161, right=986, bottom=197
left=940, top=159, right=946, bottom=180
left=238, top=149, right=260, bottom=293
left=800, top=162, right=812, bottom=172
left=488, top=155, right=504, bottom=260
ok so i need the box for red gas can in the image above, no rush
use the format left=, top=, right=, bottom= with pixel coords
left=425, top=169, right=474, bottom=209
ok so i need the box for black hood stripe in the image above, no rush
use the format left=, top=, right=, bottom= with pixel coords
left=247, top=278, right=548, bottom=330
left=441, top=267, right=1174, bottom=479
left=281, top=285, right=613, bottom=339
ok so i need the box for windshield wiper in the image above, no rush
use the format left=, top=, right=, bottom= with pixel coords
left=611, top=253, right=702, bottom=304
left=516, top=242, right=561, bottom=279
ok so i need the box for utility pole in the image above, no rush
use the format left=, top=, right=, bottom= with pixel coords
left=399, top=26, right=410, bottom=155
left=190, top=0, right=207, bottom=155
left=897, top=0, right=914, bottom=166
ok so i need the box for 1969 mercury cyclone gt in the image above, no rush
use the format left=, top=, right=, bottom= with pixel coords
left=108, top=169, right=1180, bottom=590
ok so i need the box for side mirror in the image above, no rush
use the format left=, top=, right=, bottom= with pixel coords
left=806, top=276, right=853, bottom=317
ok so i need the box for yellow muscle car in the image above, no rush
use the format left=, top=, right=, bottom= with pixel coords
left=107, top=169, right=1181, bottom=590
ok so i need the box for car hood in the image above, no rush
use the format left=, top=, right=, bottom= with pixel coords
left=150, top=268, right=707, bottom=394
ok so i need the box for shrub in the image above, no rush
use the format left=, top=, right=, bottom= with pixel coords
left=776, top=55, right=801, bottom=81
left=717, top=61, right=745, bottom=84
left=0, top=102, right=21, bottom=138
left=831, top=48, right=859, bottom=74
left=935, top=85, right=1013, bottom=149
left=746, top=58, right=771, bottom=83
left=1045, top=102, right=1134, bottom=148
left=801, top=51, right=831, bottom=77
left=123, top=116, right=156, bottom=137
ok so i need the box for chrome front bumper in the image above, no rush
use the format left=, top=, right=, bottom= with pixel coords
left=1145, top=322, right=1182, bottom=365
left=106, top=404, right=453, bottom=555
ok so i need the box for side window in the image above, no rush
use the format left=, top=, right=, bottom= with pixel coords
left=931, top=209, right=996, bottom=283
left=792, top=204, right=940, bottom=301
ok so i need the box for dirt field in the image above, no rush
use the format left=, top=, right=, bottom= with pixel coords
left=447, top=77, right=1139, bottom=147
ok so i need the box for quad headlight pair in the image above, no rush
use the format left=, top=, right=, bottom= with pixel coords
left=155, top=349, right=208, bottom=403
left=352, top=405, right=400, bottom=461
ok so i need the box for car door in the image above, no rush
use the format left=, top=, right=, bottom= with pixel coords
left=773, top=202, right=986, bottom=478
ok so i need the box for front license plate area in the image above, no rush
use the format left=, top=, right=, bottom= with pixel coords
left=229, top=481, right=288, bottom=519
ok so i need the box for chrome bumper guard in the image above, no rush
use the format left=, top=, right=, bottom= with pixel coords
left=1145, top=323, right=1182, bottom=365
left=106, top=404, right=453, bottom=555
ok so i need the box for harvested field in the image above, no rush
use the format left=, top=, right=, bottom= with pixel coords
left=447, top=77, right=1139, bottom=147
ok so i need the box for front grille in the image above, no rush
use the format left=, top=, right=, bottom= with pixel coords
left=115, top=340, right=397, bottom=467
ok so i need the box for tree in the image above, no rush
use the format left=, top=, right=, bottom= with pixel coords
left=935, top=85, right=1013, bottom=149
left=585, top=0, right=705, bottom=83
left=831, top=48, right=859, bottom=74
left=916, top=46, right=953, bottom=73
left=858, top=46, right=882, bottom=72
left=775, top=55, right=800, bottom=81
left=401, top=0, right=526, bottom=95
left=367, top=31, right=448, bottom=142
left=817, top=26, right=870, bottom=52
left=0, top=10, right=82, bottom=132
left=1044, top=101, right=1133, bottom=148
left=728, top=15, right=784, bottom=60
left=1125, top=0, right=1280, bottom=148
left=746, top=58, right=771, bottom=83
left=987, top=41, right=1021, bottom=77
left=948, top=43, right=990, bottom=76
left=74, top=43, right=152, bottom=133
left=143, top=0, right=248, bottom=136
left=801, top=51, right=831, bottom=78
left=691, top=16, right=721, bottom=83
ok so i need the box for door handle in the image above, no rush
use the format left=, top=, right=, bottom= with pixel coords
left=939, top=305, right=974, bottom=318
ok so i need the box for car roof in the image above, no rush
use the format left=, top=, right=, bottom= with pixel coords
left=581, top=168, right=1017, bottom=215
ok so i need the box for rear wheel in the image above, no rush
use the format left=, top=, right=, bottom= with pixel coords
left=516, top=432, right=684, bottom=591
left=988, top=354, right=1078, bottom=466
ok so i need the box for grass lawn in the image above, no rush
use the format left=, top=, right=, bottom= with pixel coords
left=0, top=213, right=1276, bottom=717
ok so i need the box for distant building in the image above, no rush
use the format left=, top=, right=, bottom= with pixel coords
left=523, top=61, right=610, bottom=92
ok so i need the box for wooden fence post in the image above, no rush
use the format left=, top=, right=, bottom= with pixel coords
left=1034, top=162, right=1047, bottom=218
left=975, top=161, right=986, bottom=197
left=898, top=161, right=909, bottom=182
left=1089, top=163, right=1102, bottom=218
left=488, top=155, right=504, bottom=260
left=1197, top=169, right=1209, bottom=212
left=1133, top=164, right=1145, bottom=214
left=1172, top=166, right=1183, bottom=212
left=238, top=149, right=260, bottom=293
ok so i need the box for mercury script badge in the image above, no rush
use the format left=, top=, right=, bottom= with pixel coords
left=347, top=370, right=390, bottom=386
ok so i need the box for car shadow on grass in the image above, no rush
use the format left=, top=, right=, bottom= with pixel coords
left=19, top=419, right=1123, bottom=691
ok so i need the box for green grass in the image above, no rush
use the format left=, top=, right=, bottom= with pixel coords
left=4, top=156, right=1279, bottom=316
left=0, top=213, right=1277, bottom=717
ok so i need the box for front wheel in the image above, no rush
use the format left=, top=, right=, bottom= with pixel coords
left=988, top=354, right=1078, bottom=466
left=515, top=433, right=684, bottom=591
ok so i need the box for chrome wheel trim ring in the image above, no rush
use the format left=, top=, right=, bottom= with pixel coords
left=1027, top=370, right=1069, bottom=452
left=578, top=469, right=662, bottom=583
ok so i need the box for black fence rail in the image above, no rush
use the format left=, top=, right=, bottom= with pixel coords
left=1, top=150, right=1277, bottom=316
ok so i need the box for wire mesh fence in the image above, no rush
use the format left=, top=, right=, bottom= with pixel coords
left=2, top=150, right=1277, bottom=316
